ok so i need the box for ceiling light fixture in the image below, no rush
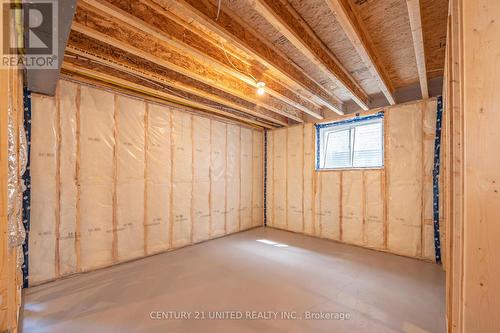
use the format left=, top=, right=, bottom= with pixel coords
left=256, top=81, right=266, bottom=95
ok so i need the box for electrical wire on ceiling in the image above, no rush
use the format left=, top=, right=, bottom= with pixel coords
left=219, top=40, right=266, bottom=95
left=219, top=40, right=258, bottom=83
left=214, top=0, right=266, bottom=95
left=216, top=0, right=222, bottom=21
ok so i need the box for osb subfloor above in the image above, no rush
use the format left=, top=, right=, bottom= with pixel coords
left=22, top=228, right=445, bottom=333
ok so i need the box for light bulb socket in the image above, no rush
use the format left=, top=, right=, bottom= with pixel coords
left=256, top=81, right=266, bottom=95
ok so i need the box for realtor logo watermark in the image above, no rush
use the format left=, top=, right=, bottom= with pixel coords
left=2, top=0, right=58, bottom=69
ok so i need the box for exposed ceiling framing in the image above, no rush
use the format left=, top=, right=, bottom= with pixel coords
left=60, top=0, right=448, bottom=128
left=62, top=60, right=276, bottom=128
left=81, top=0, right=324, bottom=119
left=170, top=0, right=345, bottom=115
left=64, top=44, right=288, bottom=126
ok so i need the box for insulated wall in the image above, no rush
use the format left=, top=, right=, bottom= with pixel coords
left=210, top=121, right=226, bottom=237
left=251, top=131, right=263, bottom=227
left=386, top=102, right=422, bottom=256
left=266, top=99, right=444, bottom=260
left=79, top=86, right=115, bottom=271
left=226, top=125, right=241, bottom=233
left=29, top=94, right=57, bottom=282
left=239, top=128, right=252, bottom=230
left=192, top=116, right=211, bottom=243
left=28, top=80, right=264, bottom=285
left=171, top=111, right=193, bottom=248
left=58, top=82, right=78, bottom=276
left=145, top=103, right=171, bottom=254
left=116, top=96, right=146, bottom=262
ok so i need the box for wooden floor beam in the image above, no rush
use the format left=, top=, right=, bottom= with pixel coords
left=167, top=0, right=344, bottom=115
left=81, top=0, right=324, bottom=119
left=252, top=0, right=370, bottom=110
left=65, top=41, right=288, bottom=126
left=62, top=61, right=276, bottom=129
left=72, top=6, right=304, bottom=123
left=324, top=0, right=396, bottom=105
left=406, top=0, right=429, bottom=99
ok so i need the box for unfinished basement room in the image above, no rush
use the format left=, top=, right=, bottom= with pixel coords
left=1, top=0, right=499, bottom=332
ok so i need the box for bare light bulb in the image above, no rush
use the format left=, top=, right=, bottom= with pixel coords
left=256, top=81, right=266, bottom=95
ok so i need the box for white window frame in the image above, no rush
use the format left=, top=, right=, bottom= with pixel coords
left=315, top=113, right=384, bottom=170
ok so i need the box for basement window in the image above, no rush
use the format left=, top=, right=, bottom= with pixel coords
left=315, top=112, right=384, bottom=170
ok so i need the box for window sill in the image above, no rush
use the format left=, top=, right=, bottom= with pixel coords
left=315, top=167, right=384, bottom=172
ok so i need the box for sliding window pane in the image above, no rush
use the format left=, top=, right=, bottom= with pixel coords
left=352, top=122, right=383, bottom=168
left=323, top=129, right=351, bottom=169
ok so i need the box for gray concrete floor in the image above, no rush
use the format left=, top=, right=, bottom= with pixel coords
left=21, top=227, right=445, bottom=333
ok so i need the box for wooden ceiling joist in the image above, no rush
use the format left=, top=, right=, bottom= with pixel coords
left=324, top=0, right=396, bottom=105
left=168, top=0, right=344, bottom=115
left=406, top=0, right=429, bottom=99
left=251, top=0, right=370, bottom=110
left=61, top=71, right=268, bottom=130
left=62, top=61, right=276, bottom=129
left=71, top=6, right=304, bottom=123
left=65, top=40, right=288, bottom=126
left=80, top=0, right=324, bottom=119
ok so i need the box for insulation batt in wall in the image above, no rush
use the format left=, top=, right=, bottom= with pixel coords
left=145, top=103, right=171, bottom=254
left=58, top=81, right=78, bottom=276
left=303, top=124, right=314, bottom=235
left=364, top=171, right=384, bottom=248
left=79, top=87, right=116, bottom=270
left=266, top=131, right=274, bottom=227
left=319, top=172, right=341, bottom=240
left=267, top=99, right=444, bottom=260
left=272, top=129, right=287, bottom=230
left=210, top=121, right=226, bottom=237
left=287, top=125, right=304, bottom=233
left=342, top=172, right=364, bottom=245
left=192, top=116, right=211, bottom=243
left=79, top=86, right=115, bottom=271
left=29, top=95, right=57, bottom=283
left=386, top=102, right=423, bottom=256
left=116, top=96, right=146, bottom=261
left=251, top=131, right=264, bottom=227
left=226, top=124, right=241, bottom=233
left=171, top=111, right=193, bottom=248
left=239, top=128, right=252, bottom=230
left=28, top=80, right=264, bottom=285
